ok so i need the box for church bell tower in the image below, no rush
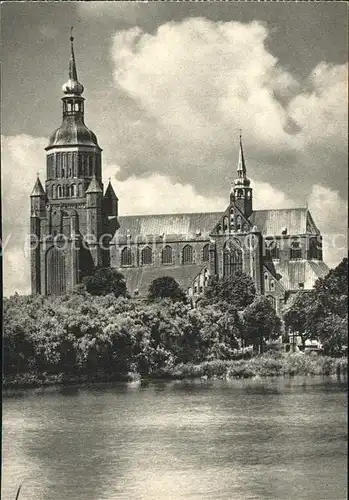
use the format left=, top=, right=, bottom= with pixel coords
left=29, top=32, right=118, bottom=295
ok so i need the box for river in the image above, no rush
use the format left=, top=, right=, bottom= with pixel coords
left=2, top=376, right=347, bottom=500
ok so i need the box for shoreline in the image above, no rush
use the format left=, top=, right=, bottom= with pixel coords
left=3, top=353, right=347, bottom=390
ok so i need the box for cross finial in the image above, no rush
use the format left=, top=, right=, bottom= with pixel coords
left=108, top=177, right=111, bottom=182
left=239, top=129, right=242, bottom=141
left=36, top=171, right=40, bottom=178
left=70, top=26, right=74, bottom=42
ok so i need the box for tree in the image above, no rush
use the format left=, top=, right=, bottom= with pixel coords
left=283, top=291, right=321, bottom=348
left=243, top=297, right=281, bottom=353
left=202, top=271, right=256, bottom=310
left=316, top=314, right=348, bottom=356
left=148, top=276, right=187, bottom=303
left=314, top=258, right=348, bottom=317
left=82, top=267, right=128, bottom=298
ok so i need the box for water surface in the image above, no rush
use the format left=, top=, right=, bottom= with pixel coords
left=2, top=376, right=347, bottom=500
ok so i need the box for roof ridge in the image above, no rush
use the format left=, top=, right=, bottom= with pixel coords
left=118, top=211, right=222, bottom=218
left=252, top=207, right=307, bottom=212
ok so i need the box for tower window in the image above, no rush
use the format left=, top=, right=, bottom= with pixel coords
left=141, top=246, right=153, bottom=265
left=121, top=247, right=132, bottom=267
left=72, top=152, right=77, bottom=177
left=78, top=154, right=83, bottom=177
left=203, top=244, right=209, bottom=262
left=270, top=279, right=275, bottom=291
left=81, top=155, right=86, bottom=176
left=223, top=216, right=229, bottom=232
left=71, top=184, right=76, bottom=197
left=78, top=184, right=82, bottom=197
left=52, top=185, right=56, bottom=199
left=67, top=153, right=72, bottom=177
left=182, top=245, right=193, bottom=264
left=290, top=241, right=302, bottom=260
left=162, top=245, right=173, bottom=265
left=57, top=185, right=62, bottom=198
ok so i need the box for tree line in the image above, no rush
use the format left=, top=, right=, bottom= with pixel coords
left=3, top=259, right=347, bottom=380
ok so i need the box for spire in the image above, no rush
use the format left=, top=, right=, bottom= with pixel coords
left=104, top=179, right=119, bottom=201
left=30, top=175, right=46, bottom=197
left=237, top=131, right=247, bottom=177
left=62, top=28, right=84, bottom=96
left=69, top=27, right=78, bottom=82
left=86, top=174, right=103, bottom=194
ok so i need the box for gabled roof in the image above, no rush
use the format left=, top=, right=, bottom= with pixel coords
left=116, top=207, right=320, bottom=239
left=117, top=212, right=221, bottom=237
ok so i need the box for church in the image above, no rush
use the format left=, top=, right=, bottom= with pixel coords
left=30, top=35, right=330, bottom=312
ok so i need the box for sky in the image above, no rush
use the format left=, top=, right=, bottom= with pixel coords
left=1, top=1, right=348, bottom=296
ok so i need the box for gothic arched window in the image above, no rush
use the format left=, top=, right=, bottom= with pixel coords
left=57, top=185, right=62, bottom=198
left=71, top=184, right=76, bottom=197
left=270, top=279, right=275, bottom=291
left=78, top=184, right=82, bottom=197
left=46, top=246, right=66, bottom=295
left=141, top=246, right=153, bottom=265
left=121, top=247, right=132, bottom=267
left=223, top=242, right=243, bottom=277
left=182, top=245, right=193, bottom=264
left=162, top=245, right=173, bottom=265
left=52, top=185, right=56, bottom=199
left=223, top=216, right=229, bottom=232
left=203, top=244, right=209, bottom=262
left=290, top=241, right=302, bottom=260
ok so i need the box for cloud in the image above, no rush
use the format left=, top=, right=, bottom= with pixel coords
left=308, top=184, right=348, bottom=268
left=105, top=18, right=347, bottom=202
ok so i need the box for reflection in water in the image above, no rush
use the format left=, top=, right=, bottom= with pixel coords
left=2, top=376, right=347, bottom=500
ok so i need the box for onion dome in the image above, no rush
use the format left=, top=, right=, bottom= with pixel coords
left=47, top=119, right=99, bottom=148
